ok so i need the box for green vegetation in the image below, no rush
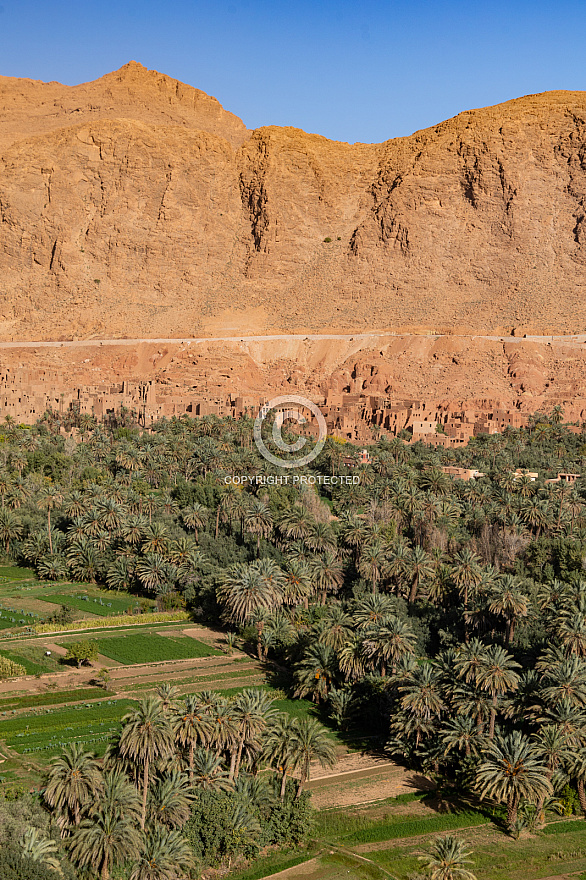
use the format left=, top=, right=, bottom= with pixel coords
left=0, top=699, right=135, bottom=755
left=0, top=566, right=36, bottom=580
left=0, top=655, right=26, bottom=679
left=0, top=688, right=110, bottom=711
left=0, top=649, right=51, bottom=676
left=343, top=809, right=490, bottom=843
left=64, top=639, right=99, bottom=667
left=93, top=632, right=220, bottom=664
left=40, top=590, right=148, bottom=616
left=0, top=407, right=583, bottom=876
left=0, top=608, right=38, bottom=630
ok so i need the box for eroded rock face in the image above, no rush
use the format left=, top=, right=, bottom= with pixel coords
left=0, top=64, right=586, bottom=342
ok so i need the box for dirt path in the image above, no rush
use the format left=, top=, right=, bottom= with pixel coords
left=305, top=752, right=433, bottom=809
left=0, top=650, right=263, bottom=696
left=1, top=331, right=585, bottom=350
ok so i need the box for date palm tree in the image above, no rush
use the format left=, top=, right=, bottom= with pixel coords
left=149, top=770, right=193, bottom=829
left=218, top=560, right=280, bottom=625
left=173, top=695, right=213, bottom=781
left=181, top=503, right=208, bottom=541
left=358, top=540, right=389, bottom=594
left=106, top=557, right=134, bottom=592
left=309, top=551, right=344, bottom=605
left=476, top=645, right=521, bottom=739
left=399, top=665, right=446, bottom=746
left=353, top=593, right=398, bottom=629
left=156, top=684, right=181, bottom=715
left=231, top=688, right=275, bottom=779
left=558, top=610, right=586, bottom=657
left=338, top=633, right=367, bottom=682
left=406, top=545, right=435, bottom=604
left=441, top=716, right=482, bottom=759
left=318, top=605, right=354, bottom=651
left=263, top=714, right=300, bottom=798
left=130, top=826, right=194, bottom=880
left=136, top=553, right=175, bottom=594
left=282, top=558, right=313, bottom=608
left=294, top=642, right=338, bottom=702
left=119, top=698, right=175, bottom=831
left=190, top=748, right=232, bottom=792
left=451, top=549, right=482, bottom=611
left=418, top=835, right=477, bottom=880
left=245, top=498, right=274, bottom=554
left=475, top=731, right=552, bottom=830
left=532, top=725, right=572, bottom=821
left=44, top=743, right=103, bottom=827
left=37, top=485, right=64, bottom=554
left=362, top=616, right=417, bottom=676
left=488, top=575, right=530, bottom=645
left=21, top=827, right=63, bottom=875
left=306, top=521, right=337, bottom=554
left=101, top=768, right=142, bottom=825
left=0, top=508, right=22, bottom=554
left=141, top=522, right=170, bottom=556
left=454, top=639, right=490, bottom=685
left=540, top=656, right=586, bottom=710
left=69, top=808, right=141, bottom=880
left=288, top=717, right=336, bottom=798
left=568, top=747, right=586, bottom=813
left=278, top=506, right=315, bottom=541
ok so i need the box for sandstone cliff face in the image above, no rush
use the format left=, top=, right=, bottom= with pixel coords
left=0, top=64, right=586, bottom=341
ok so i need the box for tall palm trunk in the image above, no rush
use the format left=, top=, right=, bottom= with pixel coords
left=578, top=779, right=586, bottom=814
left=280, top=766, right=288, bottom=799
left=536, top=769, right=553, bottom=824
left=489, top=695, right=498, bottom=740
left=234, top=733, right=246, bottom=779
left=296, top=760, right=310, bottom=799
left=101, top=850, right=110, bottom=880
left=141, top=757, right=149, bottom=831
left=507, top=791, right=520, bottom=829
left=47, top=509, right=53, bottom=555
left=229, top=750, right=237, bottom=781
left=189, top=741, right=194, bottom=784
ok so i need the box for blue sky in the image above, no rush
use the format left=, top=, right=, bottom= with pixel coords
left=0, top=0, right=584, bottom=143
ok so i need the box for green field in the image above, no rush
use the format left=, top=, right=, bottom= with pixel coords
left=91, top=632, right=220, bottom=664
left=0, top=607, right=39, bottom=630
left=0, top=688, right=109, bottom=711
left=367, top=824, right=586, bottom=880
left=0, top=566, right=36, bottom=581
left=0, top=699, right=136, bottom=756
left=0, top=648, right=53, bottom=675
left=41, top=591, right=148, bottom=617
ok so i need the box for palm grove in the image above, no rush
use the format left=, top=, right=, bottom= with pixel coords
left=0, top=408, right=586, bottom=877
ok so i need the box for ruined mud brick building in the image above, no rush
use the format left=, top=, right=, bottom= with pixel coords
left=0, top=368, right=543, bottom=448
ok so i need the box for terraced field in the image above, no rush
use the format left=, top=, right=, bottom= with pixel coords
left=0, top=606, right=39, bottom=629
left=41, top=591, right=148, bottom=617
left=92, top=632, right=221, bottom=664
left=0, top=698, right=135, bottom=757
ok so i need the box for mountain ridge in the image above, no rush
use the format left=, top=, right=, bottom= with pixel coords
left=0, top=63, right=585, bottom=343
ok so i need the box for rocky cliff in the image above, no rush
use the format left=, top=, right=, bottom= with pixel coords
left=1, top=62, right=586, bottom=342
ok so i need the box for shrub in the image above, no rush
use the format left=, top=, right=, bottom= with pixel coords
left=0, top=656, right=26, bottom=679
left=0, top=849, right=64, bottom=880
